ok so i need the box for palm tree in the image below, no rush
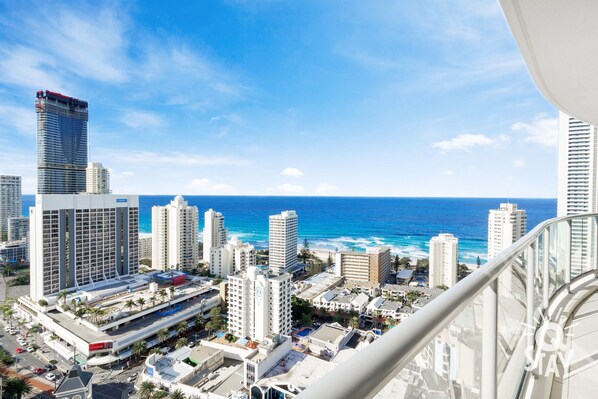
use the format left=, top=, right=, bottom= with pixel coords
left=4, top=377, right=33, bottom=399
left=175, top=337, right=188, bottom=349
left=157, top=328, right=169, bottom=344
left=349, top=316, right=359, bottom=330
left=132, top=340, right=148, bottom=359
left=150, top=295, right=158, bottom=307
left=169, top=285, right=176, bottom=299
left=159, top=289, right=167, bottom=303
left=138, top=381, right=157, bottom=398
left=169, top=389, right=187, bottom=399
left=153, top=391, right=168, bottom=399
left=175, top=321, right=188, bottom=336
left=137, top=297, right=146, bottom=310
left=57, top=290, right=68, bottom=306
left=125, top=299, right=135, bottom=312
left=195, top=314, right=205, bottom=330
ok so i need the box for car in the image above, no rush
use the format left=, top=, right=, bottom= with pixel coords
left=26, top=347, right=35, bottom=353
left=188, top=341, right=195, bottom=348
left=159, top=347, right=170, bottom=354
left=15, top=347, right=23, bottom=354
left=34, top=367, right=44, bottom=375
left=45, top=364, right=56, bottom=371
left=4, top=326, right=11, bottom=332
left=46, top=373, right=56, bottom=381
left=126, top=373, right=138, bottom=383
left=9, top=330, right=18, bottom=335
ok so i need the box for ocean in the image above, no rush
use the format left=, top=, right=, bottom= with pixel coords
left=22, top=195, right=556, bottom=264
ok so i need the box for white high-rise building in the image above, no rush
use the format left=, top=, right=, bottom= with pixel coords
left=227, top=266, right=292, bottom=341
left=139, top=234, right=152, bottom=260
left=29, top=194, right=139, bottom=302
left=203, top=209, right=227, bottom=263
left=0, top=175, right=22, bottom=241
left=86, top=162, right=111, bottom=194
left=8, top=216, right=29, bottom=242
left=152, top=196, right=199, bottom=271
left=487, top=203, right=527, bottom=259
left=557, top=112, right=598, bottom=276
left=210, top=236, right=256, bottom=277
left=429, top=233, right=458, bottom=289
left=269, top=210, right=298, bottom=275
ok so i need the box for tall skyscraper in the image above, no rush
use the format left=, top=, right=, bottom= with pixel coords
left=29, top=194, right=139, bottom=301
left=152, top=196, right=199, bottom=270
left=487, top=203, right=527, bottom=259
left=429, top=233, right=458, bottom=289
left=557, top=112, right=598, bottom=275
left=86, top=162, right=111, bottom=194
left=268, top=210, right=298, bottom=274
left=227, top=266, right=292, bottom=341
left=36, top=90, right=88, bottom=194
left=0, top=175, right=22, bottom=241
left=210, top=236, right=256, bottom=277
left=203, top=209, right=227, bottom=262
left=334, top=246, right=391, bottom=283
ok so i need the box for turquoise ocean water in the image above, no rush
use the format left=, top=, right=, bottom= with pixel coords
left=22, top=196, right=556, bottom=264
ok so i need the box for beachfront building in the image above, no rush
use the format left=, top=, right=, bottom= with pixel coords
left=210, top=236, right=256, bottom=277
left=86, top=162, right=111, bottom=194
left=557, top=112, right=598, bottom=276
left=0, top=175, right=21, bottom=241
left=429, top=233, right=458, bottom=289
left=203, top=209, right=227, bottom=263
left=29, top=194, right=139, bottom=302
left=268, top=210, right=298, bottom=274
left=8, top=216, right=29, bottom=241
left=152, top=196, right=199, bottom=271
left=488, top=203, right=527, bottom=259
left=36, top=90, right=88, bottom=194
left=228, top=266, right=292, bottom=341
left=0, top=239, right=28, bottom=263
left=334, top=246, right=391, bottom=284
left=139, top=235, right=152, bottom=260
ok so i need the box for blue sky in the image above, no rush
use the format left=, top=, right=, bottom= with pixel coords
left=0, top=0, right=558, bottom=197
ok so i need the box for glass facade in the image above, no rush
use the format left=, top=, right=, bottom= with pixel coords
left=36, top=90, right=88, bottom=194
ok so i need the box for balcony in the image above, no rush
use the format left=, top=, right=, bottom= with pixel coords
left=298, top=214, right=598, bottom=399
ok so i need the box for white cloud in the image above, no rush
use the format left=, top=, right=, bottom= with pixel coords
left=315, top=183, right=339, bottom=195
left=186, top=178, right=235, bottom=194
left=0, top=104, right=36, bottom=136
left=121, top=110, right=165, bottom=129
left=281, top=167, right=304, bottom=178
left=99, top=149, right=249, bottom=167
left=121, top=171, right=135, bottom=177
left=432, top=133, right=495, bottom=152
left=512, top=160, right=526, bottom=169
left=267, top=184, right=305, bottom=195
left=441, top=170, right=454, bottom=176
left=511, top=115, right=558, bottom=148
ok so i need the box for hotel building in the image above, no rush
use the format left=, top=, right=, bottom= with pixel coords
left=152, top=196, right=199, bottom=270
left=36, top=91, right=88, bottom=194
left=29, top=194, right=139, bottom=302
left=334, top=246, right=392, bottom=284
left=228, top=266, right=292, bottom=341
left=268, top=211, right=298, bottom=274
left=210, top=236, right=256, bottom=277
left=203, top=209, right=227, bottom=263
left=8, top=216, right=29, bottom=242
left=487, top=203, right=527, bottom=259
left=0, top=175, right=22, bottom=241
left=429, top=233, right=458, bottom=289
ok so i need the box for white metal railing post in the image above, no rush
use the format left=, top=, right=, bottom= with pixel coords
left=526, top=245, right=535, bottom=353
left=482, top=278, right=498, bottom=399
left=593, top=217, right=598, bottom=272
left=565, top=220, right=571, bottom=286
left=542, top=228, right=550, bottom=309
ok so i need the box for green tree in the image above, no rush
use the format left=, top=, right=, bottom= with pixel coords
left=137, top=297, right=146, bottom=310
left=169, top=389, right=187, bottom=399
left=153, top=391, right=168, bottom=399
left=195, top=314, right=206, bottom=330
left=37, top=299, right=48, bottom=307
left=159, top=289, right=167, bottom=303
left=157, top=328, right=169, bottom=344
left=176, top=321, right=189, bottom=336
left=138, top=381, right=156, bottom=398
left=125, top=299, right=135, bottom=312
left=393, top=255, right=400, bottom=271
left=291, top=296, right=313, bottom=325
left=4, top=377, right=33, bottom=399
left=133, top=340, right=148, bottom=359
left=299, top=238, right=311, bottom=263
left=399, top=257, right=411, bottom=269
left=349, top=316, right=359, bottom=329
left=57, top=290, right=68, bottom=306
left=169, top=285, right=176, bottom=299
left=175, top=337, right=188, bottom=349
left=477, top=256, right=482, bottom=268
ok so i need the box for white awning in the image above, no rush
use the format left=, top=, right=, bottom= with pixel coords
left=87, top=354, right=119, bottom=366
left=48, top=340, right=74, bottom=361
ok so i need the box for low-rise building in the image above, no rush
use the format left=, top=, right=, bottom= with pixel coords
left=53, top=364, right=93, bottom=399
left=365, top=297, right=402, bottom=320
left=0, top=239, right=28, bottom=263
left=244, top=334, right=292, bottom=387
left=308, top=323, right=354, bottom=358
left=7, top=216, right=29, bottom=241
left=312, top=288, right=369, bottom=314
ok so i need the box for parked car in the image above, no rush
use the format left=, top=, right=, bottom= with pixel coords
left=34, top=367, right=45, bottom=375
left=46, top=373, right=56, bottom=381
left=4, top=325, right=11, bottom=332
left=188, top=341, right=195, bottom=348
left=45, top=364, right=56, bottom=371
left=26, top=347, right=35, bottom=353
left=15, top=347, right=23, bottom=354
left=9, top=330, right=18, bottom=335
left=127, top=373, right=138, bottom=383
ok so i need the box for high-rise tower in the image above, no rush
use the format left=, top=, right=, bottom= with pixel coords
left=487, top=203, right=527, bottom=259
left=36, top=90, right=88, bottom=194
left=268, top=210, right=298, bottom=275
left=429, top=233, right=458, bottom=289
left=0, top=175, right=22, bottom=241
left=86, top=162, right=111, bottom=194
left=203, top=209, right=227, bottom=263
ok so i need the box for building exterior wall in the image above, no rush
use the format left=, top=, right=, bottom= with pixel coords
left=488, top=203, right=527, bottom=259
left=429, top=233, right=458, bottom=289
left=30, top=194, right=139, bottom=301
left=8, top=216, right=29, bottom=241
left=210, top=236, right=256, bottom=277
left=139, top=235, right=152, bottom=260
left=268, top=211, right=298, bottom=275
left=335, top=246, right=391, bottom=283
left=86, top=162, right=111, bottom=194
left=203, top=209, right=227, bottom=263
left=0, top=175, right=22, bottom=240
left=36, top=91, right=88, bottom=194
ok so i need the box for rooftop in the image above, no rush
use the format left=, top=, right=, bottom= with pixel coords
left=257, top=351, right=337, bottom=390
left=310, top=323, right=352, bottom=346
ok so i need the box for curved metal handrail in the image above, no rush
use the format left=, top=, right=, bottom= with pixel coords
left=297, top=213, right=598, bottom=399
